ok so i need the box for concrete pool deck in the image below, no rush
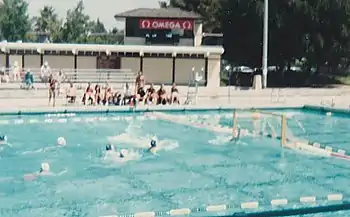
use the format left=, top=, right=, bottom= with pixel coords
left=0, top=86, right=349, bottom=112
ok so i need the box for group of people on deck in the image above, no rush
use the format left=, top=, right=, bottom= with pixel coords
left=134, top=71, right=180, bottom=105
left=81, top=71, right=180, bottom=106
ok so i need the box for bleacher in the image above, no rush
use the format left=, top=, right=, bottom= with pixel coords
left=0, top=68, right=137, bottom=99
left=1, top=68, right=136, bottom=86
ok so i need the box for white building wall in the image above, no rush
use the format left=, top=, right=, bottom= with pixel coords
left=43, top=55, right=74, bottom=69
left=194, top=22, right=203, bottom=47
left=207, top=55, right=221, bottom=88
left=174, top=58, right=205, bottom=85
left=77, top=56, right=96, bottom=69
left=9, top=55, right=22, bottom=68
left=24, top=55, right=41, bottom=69
left=124, top=37, right=194, bottom=46
left=181, top=39, right=194, bottom=46
left=121, top=57, right=140, bottom=73
left=143, top=58, right=173, bottom=84
left=0, top=54, right=5, bottom=67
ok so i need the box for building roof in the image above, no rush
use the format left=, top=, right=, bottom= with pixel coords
left=114, top=8, right=201, bottom=19
left=0, top=42, right=224, bottom=56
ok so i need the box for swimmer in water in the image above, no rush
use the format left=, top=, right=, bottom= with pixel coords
left=39, top=162, right=51, bottom=175
left=119, top=149, right=128, bottom=158
left=105, top=144, right=113, bottom=151
left=148, top=136, right=157, bottom=154
left=104, top=145, right=127, bottom=159
left=0, top=135, right=7, bottom=145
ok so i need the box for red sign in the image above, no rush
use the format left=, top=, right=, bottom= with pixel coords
left=139, top=19, right=193, bottom=30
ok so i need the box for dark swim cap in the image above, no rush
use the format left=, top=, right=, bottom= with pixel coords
left=150, top=140, right=156, bottom=147
left=106, top=144, right=112, bottom=151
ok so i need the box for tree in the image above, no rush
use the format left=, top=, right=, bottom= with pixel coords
left=165, top=0, right=222, bottom=32
left=0, top=0, right=31, bottom=41
left=159, top=1, right=168, bottom=8
left=166, top=0, right=350, bottom=76
left=60, top=0, right=90, bottom=43
left=88, top=18, right=106, bottom=34
left=32, top=6, right=62, bottom=42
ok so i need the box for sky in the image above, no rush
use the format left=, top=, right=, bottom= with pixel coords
left=25, top=0, right=163, bottom=30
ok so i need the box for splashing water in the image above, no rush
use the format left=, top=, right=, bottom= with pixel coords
left=208, top=135, right=233, bottom=145
left=107, top=121, right=179, bottom=152
left=102, top=149, right=141, bottom=163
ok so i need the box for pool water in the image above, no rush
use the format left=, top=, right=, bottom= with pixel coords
left=0, top=109, right=349, bottom=217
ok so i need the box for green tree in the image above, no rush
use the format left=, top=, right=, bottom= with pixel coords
left=32, top=6, right=62, bottom=42
left=88, top=18, right=106, bottom=34
left=164, top=0, right=222, bottom=32
left=303, top=0, right=350, bottom=73
left=60, top=0, right=90, bottom=43
left=158, top=1, right=168, bottom=8
left=0, top=0, right=31, bottom=41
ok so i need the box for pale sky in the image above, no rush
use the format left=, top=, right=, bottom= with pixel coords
left=25, top=0, right=163, bottom=30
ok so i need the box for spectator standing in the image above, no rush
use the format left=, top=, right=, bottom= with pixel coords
left=122, top=82, right=133, bottom=105
left=22, top=69, right=34, bottom=89
left=48, top=74, right=57, bottom=107
left=0, top=67, right=9, bottom=83
left=135, top=71, right=145, bottom=90
left=66, top=83, right=77, bottom=104
left=40, top=61, right=51, bottom=83
left=12, top=61, right=21, bottom=82
left=56, top=70, right=66, bottom=96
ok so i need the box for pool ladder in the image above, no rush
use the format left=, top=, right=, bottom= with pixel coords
left=320, top=97, right=335, bottom=107
left=184, top=69, right=203, bottom=105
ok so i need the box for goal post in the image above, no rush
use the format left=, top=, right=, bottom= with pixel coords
left=232, top=109, right=287, bottom=147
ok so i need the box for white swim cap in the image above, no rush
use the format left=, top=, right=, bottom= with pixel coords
left=57, top=137, right=66, bottom=146
left=41, top=162, right=50, bottom=172
left=326, top=112, right=332, bottom=116
left=151, top=136, right=157, bottom=141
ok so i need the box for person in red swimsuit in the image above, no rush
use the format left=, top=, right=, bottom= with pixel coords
left=48, top=75, right=56, bottom=107
left=82, top=83, right=94, bottom=105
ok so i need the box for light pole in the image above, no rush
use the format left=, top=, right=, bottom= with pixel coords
left=225, top=65, right=232, bottom=103
left=262, top=0, right=269, bottom=88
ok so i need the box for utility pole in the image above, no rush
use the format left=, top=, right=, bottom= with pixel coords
left=262, top=0, right=269, bottom=88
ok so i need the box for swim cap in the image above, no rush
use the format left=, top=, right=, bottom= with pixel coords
left=41, top=163, right=50, bottom=172
left=57, top=137, right=66, bottom=146
left=0, top=135, right=6, bottom=141
left=150, top=139, right=157, bottom=147
left=106, top=144, right=111, bottom=151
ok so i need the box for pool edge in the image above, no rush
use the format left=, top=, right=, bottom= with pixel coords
left=304, top=105, right=350, bottom=114
left=0, top=105, right=302, bottom=116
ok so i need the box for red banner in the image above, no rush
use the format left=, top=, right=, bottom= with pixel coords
left=139, top=19, right=193, bottom=30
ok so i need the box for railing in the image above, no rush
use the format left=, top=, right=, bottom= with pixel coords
left=320, top=97, right=335, bottom=107
left=0, top=68, right=136, bottom=84
left=270, top=88, right=286, bottom=103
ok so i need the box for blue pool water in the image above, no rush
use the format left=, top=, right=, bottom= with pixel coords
left=0, top=109, right=349, bottom=217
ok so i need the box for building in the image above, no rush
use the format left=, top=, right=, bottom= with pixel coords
left=0, top=8, right=224, bottom=87
left=115, top=8, right=203, bottom=47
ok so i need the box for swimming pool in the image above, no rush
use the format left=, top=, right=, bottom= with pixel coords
left=0, top=107, right=349, bottom=217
